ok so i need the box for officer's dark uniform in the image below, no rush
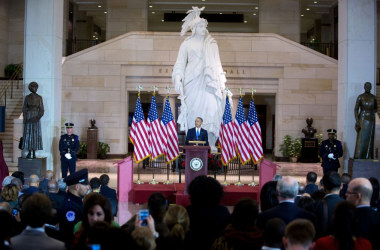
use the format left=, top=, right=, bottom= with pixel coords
left=319, top=129, right=343, bottom=174
left=58, top=169, right=88, bottom=246
left=59, top=122, right=80, bottom=178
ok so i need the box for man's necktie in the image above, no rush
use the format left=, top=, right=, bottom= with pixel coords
left=196, top=129, right=199, bottom=139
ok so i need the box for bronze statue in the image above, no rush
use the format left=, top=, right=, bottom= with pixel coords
left=354, top=82, right=378, bottom=159
left=22, top=81, right=44, bottom=158
left=89, top=119, right=97, bottom=129
left=302, top=117, right=317, bottom=138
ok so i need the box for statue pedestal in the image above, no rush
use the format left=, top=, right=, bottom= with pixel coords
left=87, top=129, right=98, bottom=159
left=300, top=138, right=319, bottom=163
left=18, top=157, right=46, bottom=178
left=348, top=158, right=380, bottom=180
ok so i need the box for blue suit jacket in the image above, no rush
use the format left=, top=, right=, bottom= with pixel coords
left=185, top=127, right=209, bottom=146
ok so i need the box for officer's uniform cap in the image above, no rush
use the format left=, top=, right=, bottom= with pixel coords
left=64, top=169, right=88, bottom=186
left=65, top=122, right=74, bottom=128
left=327, top=129, right=337, bottom=134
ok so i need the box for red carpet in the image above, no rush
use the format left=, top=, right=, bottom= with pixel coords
left=132, top=183, right=259, bottom=206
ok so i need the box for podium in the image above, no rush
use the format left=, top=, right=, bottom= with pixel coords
left=183, top=145, right=210, bottom=194
left=87, top=128, right=98, bottom=159
left=300, top=138, right=319, bottom=163
left=259, top=159, right=279, bottom=201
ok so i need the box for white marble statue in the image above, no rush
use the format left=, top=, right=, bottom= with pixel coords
left=172, top=6, right=229, bottom=152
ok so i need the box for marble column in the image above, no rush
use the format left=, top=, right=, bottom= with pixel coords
left=259, top=0, right=300, bottom=42
left=337, top=0, right=376, bottom=170
left=24, top=0, right=63, bottom=172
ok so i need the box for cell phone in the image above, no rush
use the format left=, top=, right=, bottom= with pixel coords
left=87, top=244, right=101, bottom=250
left=139, top=209, right=149, bottom=226
left=12, top=208, right=18, bottom=217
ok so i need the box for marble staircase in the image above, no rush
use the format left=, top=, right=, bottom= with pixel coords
left=0, top=80, right=23, bottom=171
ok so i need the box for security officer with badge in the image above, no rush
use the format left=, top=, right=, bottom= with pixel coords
left=58, top=168, right=89, bottom=246
left=319, top=129, right=343, bottom=174
left=59, top=122, right=80, bottom=178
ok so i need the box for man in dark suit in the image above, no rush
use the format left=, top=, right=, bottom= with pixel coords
left=99, top=174, right=118, bottom=217
left=314, top=171, right=343, bottom=238
left=59, top=122, right=80, bottom=178
left=185, top=117, right=209, bottom=146
left=304, top=171, right=319, bottom=195
left=257, top=176, right=316, bottom=229
left=11, top=193, right=65, bottom=250
left=319, top=129, right=343, bottom=174
left=346, top=177, right=380, bottom=249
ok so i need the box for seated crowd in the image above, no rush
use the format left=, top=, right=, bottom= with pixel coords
left=0, top=169, right=379, bottom=250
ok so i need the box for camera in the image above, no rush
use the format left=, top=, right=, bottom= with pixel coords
left=139, top=209, right=149, bottom=226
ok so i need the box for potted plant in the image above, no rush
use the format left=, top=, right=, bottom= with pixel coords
left=97, top=141, right=110, bottom=159
left=279, top=134, right=292, bottom=158
left=289, top=137, right=302, bottom=163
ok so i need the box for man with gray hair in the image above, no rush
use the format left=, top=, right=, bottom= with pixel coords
left=257, top=176, right=315, bottom=229
left=346, top=177, right=380, bottom=249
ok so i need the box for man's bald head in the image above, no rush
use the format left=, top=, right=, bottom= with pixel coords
left=277, top=176, right=299, bottom=199
left=347, top=177, right=373, bottom=206
left=28, top=174, right=40, bottom=187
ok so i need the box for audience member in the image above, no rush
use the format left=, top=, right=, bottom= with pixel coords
left=162, top=205, right=190, bottom=250
left=131, top=226, right=156, bottom=250
left=262, top=218, right=285, bottom=250
left=57, top=178, right=67, bottom=192
left=314, top=171, right=343, bottom=237
left=295, top=185, right=305, bottom=204
left=368, top=177, right=380, bottom=210
left=0, top=210, right=14, bottom=249
left=121, top=192, right=169, bottom=249
left=297, top=195, right=315, bottom=213
left=339, top=173, right=351, bottom=199
left=99, top=174, right=118, bottom=217
left=212, top=198, right=263, bottom=250
left=257, top=176, right=315, bottom=229
left=89, top=177, right=101, bottom=192
left=10, top=178, right=23, bottom=197
left=186, top=175, right=230, bottom=250
left=58, top=168, right=89, bottom=246
left=1, top=176, right=14, bottom=188
left=310, top=189, right=325, bottom=202
left=283, top=219, right=315, bottom=250
left=10, top=193, right=65, bottom=250
left=22, top=174, right=40, bottom=195
left=46, top=179, right=66, bottom=224
left=0, top=184, right=19, bottom=209
left=273, top=174, right=283, bottom=181
left=345, top=177, right=380, bottom=249
left=73, top=192, right=117, bottom=249
left=314, top=201, right=372, bottom=250
left=259, top=181, right=279, bottom=212
left=11, top=171, right=25, bottom=188
left=304, top=171, right=318, bottom=195
left=38, top=170, right=54, bottom=194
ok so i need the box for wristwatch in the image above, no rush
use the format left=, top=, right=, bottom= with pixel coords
left=153, top=232, right=159, bottom=239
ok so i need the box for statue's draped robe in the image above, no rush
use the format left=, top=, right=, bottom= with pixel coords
left=173, top=35, right=226, bottom=148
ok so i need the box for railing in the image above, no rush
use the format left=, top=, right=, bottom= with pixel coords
left=66, top=39, right=105, bottom=56
left=0, top=63, right=23, bottom=109
left=301, top=42, right=337, bottom=59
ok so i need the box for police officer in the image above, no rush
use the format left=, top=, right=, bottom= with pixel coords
left=319, top=129, right=343, bottom=174
left=59, top=122, right=79, bottom=178
left=58, top=168, right=89, bottom=246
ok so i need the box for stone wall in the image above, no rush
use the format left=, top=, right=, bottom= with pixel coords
left=0, top=0, right=8, bottom=77
left=62, top=32, right=338, bottom=157
left=7, top=0, right=24, bottom=65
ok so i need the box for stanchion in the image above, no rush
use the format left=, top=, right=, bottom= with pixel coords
left=234, top=160, right=243, bottom=186
left=221, top=164, right=229, bottom=186
left=149, top=158, right=159, bottom=184
left=134, top=162, right=144, bottom=184
left=163, top=162, right=173, bottom=184
left=248, top=163, right=258, bottom=186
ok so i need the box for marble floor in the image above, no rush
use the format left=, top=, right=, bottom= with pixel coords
left=84, top=157, right=324, bottom=225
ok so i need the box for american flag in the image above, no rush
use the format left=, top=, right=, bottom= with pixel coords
left=234, top=96, right=252, bottom=164
left=147, top=95, right=165, bottom=160
left=246, top=97, right=263, bottom=163
left=161, top=97, right=179, bottom=163
left=218, top=96, right=236, bottom=165
left=129, top=95, right=150, bottom=163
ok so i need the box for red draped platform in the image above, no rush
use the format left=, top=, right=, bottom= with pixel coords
left=132, top=183, right=259, bottom=206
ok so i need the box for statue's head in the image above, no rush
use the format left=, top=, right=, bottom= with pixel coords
left=191, top=18, right=208, bottom=37
left=306, top=117, right=313, bottom=126
left=364, top=82, right=372, bottom=93
left=28, top=81, right=38, bottom=93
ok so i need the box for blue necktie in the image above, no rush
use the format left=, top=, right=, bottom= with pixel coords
left=196, top=129, right=199, bottom=139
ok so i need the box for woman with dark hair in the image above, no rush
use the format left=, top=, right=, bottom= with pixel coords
left=22, top=81, right=44, bottom=159
left=369, top=177, right=380, bottom=210
left=314, top=201, right=372, bottom=250
left=73, top=192, right=118, bottom=248
left=260, top=181, right=278, bottom=212
left=212, top=198, right=263, bottom=250
left=186, top=175, right=230, bottom=250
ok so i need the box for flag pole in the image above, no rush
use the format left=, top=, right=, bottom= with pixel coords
left=247, top=89, right=258, bottom=186
left=163, top=91, right=173, bottom=185
left=234, top=159, right=244, bottom=186
left=135, top=162, right=144, bottom=184
left=221, top=163, right=229, bottom=186
left=149, top=158, right=159, bottom=185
